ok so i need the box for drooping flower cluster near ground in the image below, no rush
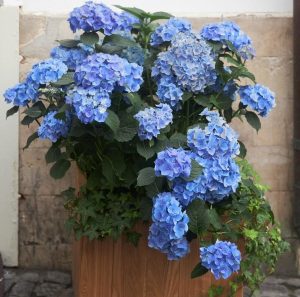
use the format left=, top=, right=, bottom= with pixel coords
left=4, top=1, right=288, bottom=292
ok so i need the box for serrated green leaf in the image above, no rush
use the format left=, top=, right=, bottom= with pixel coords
left=137, top=167, right=155, bottom=186
left=185, top=159, right=203, bottom=181
left=169, top=133, right=187, bottom=148
left=115, top=126, right=137, bottom=142
left=103, top=34, right=137, bottom=47
left=207, top=209, right=222, bottom=230
left=80, top=32, right=99, bottom=45
left=21, top=115, right=35, bottom=126
left=245, top=111, right=261, bottom=132
left=191, top=263, right=209, bottom=279
left=50, top=159, right=71, bottom=179
left=186, top=200, right=209, bottom=235
left=45, top=146, right=61, bottom=163
left=115, top=5, right=148, bottom=19
left=52, top=72, right=74, bottom=86
left=25, top=106, right=42, bottom=118
left=149, top=11, right=173, bottom=21
left=238, top=140, right=247, bottom=158
left=6, top=106, right=19, bottom=118
left=212, top=96, right=233, bottom=110
left=136, top=142, right=156, bottom=160
left=105, top=110, right=120, bottom=133
left=57, top=39, right=80, bottom=48
left=23, top=131, right=39, bottom=150
left=194, top=95, right=211, bottom=107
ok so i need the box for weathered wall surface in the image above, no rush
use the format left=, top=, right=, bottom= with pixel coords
left=19, top=14, right=295, bottom=272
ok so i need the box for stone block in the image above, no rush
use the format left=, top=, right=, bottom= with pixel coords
left=34, top=282, right=66, bottom=297
left=9, top=281, right=35, bottom=297
left=44, top=271, right=71, bottom=286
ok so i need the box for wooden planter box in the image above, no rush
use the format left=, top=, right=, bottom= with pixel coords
left=72, top=223, right=243, bottom=297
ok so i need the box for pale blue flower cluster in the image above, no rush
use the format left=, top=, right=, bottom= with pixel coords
left=74, top=53, right=143, bottom=93
left=155, top=148, right=191, bottom=180
left=4, top=81, right=38, bottom=106
left=152, top=32, right=217, bottom=94
left=200, top=240, right=241, bottom=279
left=50, top=45, right=94, bottom=70
left=134, top=104, right=173, bottom=140
left=28, top=58, right=68, bottom=85
left=68, top=1, right=137, bottom=35
left=156, top=76, right=183, bottom=109
left=239, top=84, right=276, bottom=117
left=148, top=192, right=190, bottom=260
left=38, top=111, right=71, bottom=142
left=150, top=18, right=191, bottom=46
left=200, top=21, right=255, bottom=60
left=120, top=45, right=145, bottom=66
left=66, top=87, right=111, bottom=124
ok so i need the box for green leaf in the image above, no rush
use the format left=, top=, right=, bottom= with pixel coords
left=126, top=231, right=142, bottom=247
left=105, top=110, right=120, bottom=133
left=245, top=111, right=261, bottom=132
left=137, top=167, right=156, bottom=186
left=103, top=34, right=137, bottom=47
left=25, top=106, right=42, bottom=118
left=186, top=200, right=209, bottom=234
left=80, top=32, right=99, bottom=46
left=212, top=96, right=233, bottom=110
left=169, top=133, right=187, bottom=148
left=222, top=55, right=241, bottom=67
left=238, top=140, right=247, bottom=158
left=50, top=159, right=71, bottom=179
left=23, top=131, right=39, bottom=150
left=52, top=72, right=74, bottom=86
left=57, top=39, right=80, bottom=48
left=194, top=95, right=211, bottom=107
left=185, top=159, right=203, bottom=181
left=149, top=11, right=173, bottom=21
left=45, top=146, right=61, bottom=163
left=126, top=93, right=144, bottom=113
left=102, top=157, right=115, bottom=184
left=191, top=263, right=209, bottom=279
left=21, top=115, right=35, bottom=126
left=6, top=106, right=19, bottom=118
left=115, top=5, right=148, bottom=19
left=137, top=142, right=156, bottom=160
left=207, top=209, right=222, bottom=230
left=140, top=196, right=153, bottom=220
left=115, top=126, right=137, bottom=142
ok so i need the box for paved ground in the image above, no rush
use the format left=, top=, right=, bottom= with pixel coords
left=3, top=268, right=300, bottom=297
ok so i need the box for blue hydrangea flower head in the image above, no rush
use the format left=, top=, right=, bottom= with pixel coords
left=239, top=84, right=276, bottom=117
left=28, top=58, right=68, bottom=85
left=38, top=111, right=71, bottom=142
left=74, top=53, right=143, bottom=93
left=4, top=81, right=38, bottom=106
left=148, top=192, right=190, bottom=260
left=152, top=32, right=217, bottom=93
left=187, top=109, right=240, bottom=159
left=150, top=18, right=192, bottom=46
left=50, top=45, right=94, bottom=70
left=156, top=76, right=183, bottom=109
left=134, top=103, right=173, bottom=140
left=155, top=147, right=191, bottom=180
left=66, top=87, right=111, bottom=124
left=120, top=45, right=145, bottom=66
left=200, top=240, right=241, bottom=279
left=200, top=21, right=255, bottom=60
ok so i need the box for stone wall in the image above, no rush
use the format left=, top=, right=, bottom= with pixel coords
left=18, top=14, right=295, bottom=273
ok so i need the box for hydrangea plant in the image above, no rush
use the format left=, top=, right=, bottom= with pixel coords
left=4, top=2, right=288, bottom=295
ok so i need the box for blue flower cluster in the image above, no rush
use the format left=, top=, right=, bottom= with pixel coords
left=134, top=104, right=173, bottom=141
left=152, top=32, right=216, bottom=94
left=4, top=80, right=38, bottom=106
left=150, top=18, right=191, bottom=46
left=66, top=87, right=111, bottom=124
left=68, top=1, right=137, bottom=35
left=148, top=192, right=190, bottom=260
left=156, top=76, right=183, bottom=109
left=74, top=53, right=143, bottom=93
left=50, top=45, right=94, bottom=70
left=155, top=148, right=191, bottom=180
left=28, top=58, right=68, bottom=85
left=200, top=241, right=241, bottom=279
left=120, top=45, right=145, bottom=66
left=38, top=111, right=71, bottom=142
left=239, top=84, right=276, bottom=117
left=200, top=21, right=255, bottom=60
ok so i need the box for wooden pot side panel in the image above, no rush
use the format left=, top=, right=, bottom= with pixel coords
left=73, top=224, right=243, bottom=297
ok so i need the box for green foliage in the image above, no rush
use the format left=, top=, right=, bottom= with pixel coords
left=191, top=262, right=209, bottom=279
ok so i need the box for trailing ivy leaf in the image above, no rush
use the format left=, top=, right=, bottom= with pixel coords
left=169, top=133, right=187, bottom=148
left=105, top=110, right=120, bottom=133
left=45, top=146, right=61, bottom=163
left=50, top=159, right=71, bottom=179
left=149, top=11, right=173, bottom=21
left=21, top=115, right=35, bottom=126
left=191, top=263, right=209, bottom=279
left=137, top=142, right=156, bottom=160
left=245, top=111, right=261, bottom=132
left=126, top=231, right=142, bottom=246
left=185, top=159, right=203, bottom=181
left=23, top=131, right=39, bottom=150
left=186, top=200, right=209, bottom=235
left=115, top=5, right=148, bottom=19
left=25, top=106, right=42, bottom=118
left=194, top=95, right=211, bottom=107
left=80, top=32, right=99, bottom=46
left=137, top=167, right=156, bottom=186
left=57, top=39, right=80, bottom=48
left=103, top=34, right=137, bottom=47
left=52, top=72, right=74, bottom=86
left=207, top=209, right=222, bottom=230
left=6, top=106, right=19, bottom=118
left=238, top=140, right=247, bottom=158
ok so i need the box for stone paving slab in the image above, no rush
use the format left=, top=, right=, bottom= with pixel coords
left=4, top=268, right=300, bottom=297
